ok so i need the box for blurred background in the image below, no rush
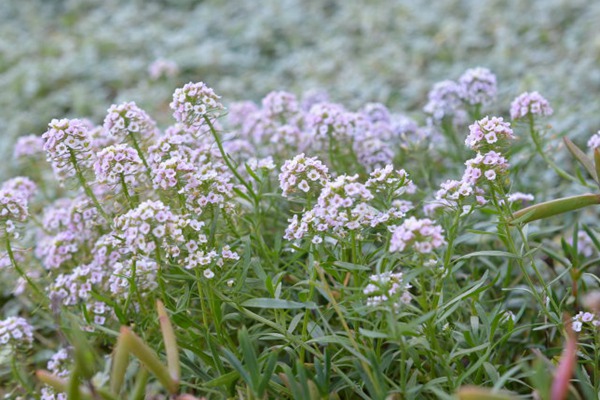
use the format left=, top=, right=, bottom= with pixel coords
left=1, top=0, right=599, bottom=163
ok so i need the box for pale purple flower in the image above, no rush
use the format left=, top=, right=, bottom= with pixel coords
left=0, top=316, right=34, bottom=349
left=261, top=91, right=300, bottom=121
left=170, top=82, right=224, bottom=133
left=301, top=89, right=329, bottom=112
left=466, top=116, right=515, bottom=151
left=94, top=144, right=143, bottom=185
left=108, top=258, right=158, bottom=300
left=462, top=151, right=510, bottom=187
left=360, top=102, right=391, bottom=124
left=389, top=217, right=446, bottom=254
left=587, top=131, right=600, bottom=151
left=103, top=102, right=158, bottom=141
left=459, top=67, right=497, bottom=106
left=507, top=192, right=534, bottom=204
left=279, top=154, right=330, bottom=197
left=306, top=102, right=354, bottom=139
left=112, top=200, right=192, bottom=257
left=42, top=118, right=94, bottom=180
left=424, top=80, right=464, bottom=121
left=364, top=271, right=412, bottom=310
left=572, top=311, right=600, bottom=332
left=14, top=134, right=45, bottom=160
left=152, top=155, right=195, bottom=190
left=510, top=92, right=553, bottom=120
left=1, top=177, right=37, bottom=202
left=148, top=58, right=179, bottom=80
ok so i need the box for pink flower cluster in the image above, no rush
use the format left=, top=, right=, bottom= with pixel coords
left=306, top=102, right=354, bottom=139
left=42, top=118, right=94, bottom=180
left=262, top=90, right=301, bottom=122
left=465, top=116, right=515, bottom=151
left=148, top=58, right=179, bottom=80
left=424, top=80, right=464, bottom=121
left=510, top=91, right=553, bottom=120
left=1, top=177, right=37, bottom=202
left=103, top=101, right=158, bottom=141
left=279, top=154, right=330, bottom=197
left=94, top=144, right=143, bottom=185
left=0, top=316, right=33, bottom=348
left=462, top=151, right=509, bottom=185
left=112, top=200, right=195, bottom=258
left=572, top=311, right=600, bottom=332
left=389, top=217, right=446, bottom=254
left=363, top=271, right=412, bottom=310
left=170, top=81, right=224, bottom=133
left=152, top=155, right=195, bottom=190
left=13, top=134, right=45, bottom=160
left=0, top=188, right=29, bottom=238
left=587, top=130, right=600, bottom=151
left=458, top=67, right=497, bottom=106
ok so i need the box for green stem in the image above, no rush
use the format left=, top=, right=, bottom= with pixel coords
left=69, top=151, right=109, bottom=222
left=528, top=116, right=580, bottom=184
left=120, top=173, right=136, bottom=209
left=129, top=133, right=153, bottom=181
left=6, top=235, right=45, bottom=299
left=203, top=117, right=257, bottom=202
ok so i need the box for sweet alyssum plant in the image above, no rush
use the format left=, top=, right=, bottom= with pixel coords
left=1, top=69, right=600, bottom=399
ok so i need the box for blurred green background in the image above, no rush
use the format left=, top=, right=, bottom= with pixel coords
left=1, top=0, right=599, bottom=162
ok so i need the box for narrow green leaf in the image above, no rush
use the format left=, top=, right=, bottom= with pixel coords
left=157, top=300, right=180, bottom=384
left=512, top=193, right=600, bottom=224
left=455, top=251, right=519, bottom=262
left=564, top=137, right=598, bottom=182
left=242, top=298, right=318, bottom=309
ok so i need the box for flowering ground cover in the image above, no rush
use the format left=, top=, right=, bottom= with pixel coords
left=1, top=64, right=600, bottom=399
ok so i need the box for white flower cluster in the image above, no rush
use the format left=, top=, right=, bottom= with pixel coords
left=364, top=271, right=412, bottom=310
left=0, top=316, right=34, bottom=349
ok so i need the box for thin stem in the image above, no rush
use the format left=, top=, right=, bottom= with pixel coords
left=528, top=116, right=580, bottom=184
left=120, top=173, right=136, bottom=209
left=69, top=151, right=109, bottom=222
left=203, top=116, right=257, bottom=202
left=6, top=235, right=45, bottom=299
left=129, top=133, right=153, bottom=181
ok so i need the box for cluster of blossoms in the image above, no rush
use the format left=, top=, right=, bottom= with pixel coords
left=148, top=58, right=179, bottom=80
left=182, top=163, right=236, bottom=216
left=569, top=230, right=596, bottom=258
left=107, top=258, right=158, bottom=301
left=0, top=316, right=33, bottom=349
left=285, top=174, right=378, bottom=243
left=262, top=90, right=301, bottom=122
left=42, top=118, right=94, bottom=180
left=506, top=192, right=534, bottom=204
left=0, top=188, right=29, bottom=238
left=424, top=80, right=464, bottom=121
left=465, top=116, right=515, bottom=151
left=13, top=134, right=45, bottom=160
left=94, top=144, right=144, bottom=185
left=365, top=165, right=414, bottom=197
left=103, top=101, right=158, bottom=142
left=49, top=263, right=105, bottom=307
left=41, top=348, right=70, bottom=400
left=112, top=200, right=196, bottom=258
left=363, top=271, right=412, bottom=310
left=587, top=130, right=600, bottom=151
left=389, top=217, right=446, bottom=254
left=170, top=81, right=225, bottom=133
left=458, top=67, right=497, bottom=106
left=424, top=67, right=497, bottom=127
left=306, top=103, right=354, bottom=139
left=1, top=177, right=37, bottom=202
left=462, top=151, right=510, bottom=185
left=279, top=154, right=330, bottom=197
left=572, top=311, right=600, bottom=332
left=510, top=91, right=553, bottom=120
left=184, top=244, right=240, bottom=279
left=430, top=179, right=486, bottom=211
left=152, top=155, right=196, bottom=190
